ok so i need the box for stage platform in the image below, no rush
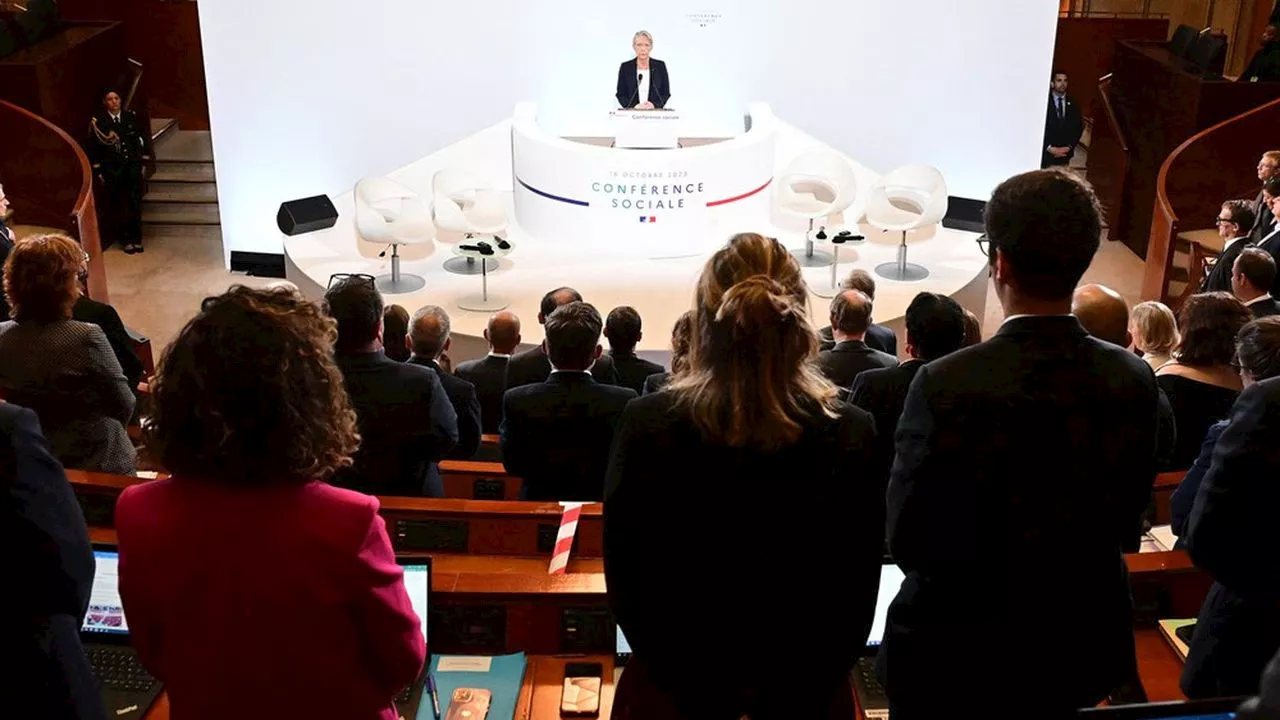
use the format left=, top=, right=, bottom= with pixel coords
left=283, top=112, right=989, bottom=364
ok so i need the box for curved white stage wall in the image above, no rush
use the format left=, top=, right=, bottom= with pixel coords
left=199, top=0, right=1058, bottom=264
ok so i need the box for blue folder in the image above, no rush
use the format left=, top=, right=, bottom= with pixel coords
left=422, top=653, right=528, bottom=720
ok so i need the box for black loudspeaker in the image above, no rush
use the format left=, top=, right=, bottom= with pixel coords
left=277, top=195, right=338, bottom=236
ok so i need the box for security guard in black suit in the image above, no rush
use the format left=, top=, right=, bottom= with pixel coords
left=90, top=89, right=150, bottom=254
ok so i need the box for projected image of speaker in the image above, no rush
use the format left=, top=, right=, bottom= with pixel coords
left=277, top=195, right=338, bottom=236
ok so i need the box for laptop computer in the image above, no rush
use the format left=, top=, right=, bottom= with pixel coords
left=396, top=557, right=432, bottom=720
left=850, top=562, right=906, bottom=720
left=1076, top=697, right=1242, bottom=718
left=81, top=548, right=163, bottom=720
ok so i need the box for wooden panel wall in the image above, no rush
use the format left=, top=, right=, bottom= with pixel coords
left=1053, top=17, right=1170, bottom=122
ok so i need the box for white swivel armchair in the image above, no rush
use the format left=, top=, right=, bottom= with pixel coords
left=354, top=176, right=435, bottom=294
left=432, top=169, right=508, bottom=276
left=865, top=164, right=948, bottom=282
left=775, top=151, right=859, bottom=268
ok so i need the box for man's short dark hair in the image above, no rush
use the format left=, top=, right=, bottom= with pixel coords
left=830, top=290, right=872, bottom=336
left=1052, top=69, right=1067, bottom=79
left=1235, top=247, right=1277, bottom=291
left=841, top=269, right=877, bottom=300
left=1265, top=177, right=1280, bottom=197
left=905, top=292, right=966, bottom=361
left=984, top=169, right=1102, bottom=302
left=545, top=302, right=603, bottom=369
left=324, top=276, right=383, bottom=350
left=1223, top=199, right=1257, bottom=234
left=540, top=286, right=583, bottom=320
left=604, top=306, right=642, bottom=354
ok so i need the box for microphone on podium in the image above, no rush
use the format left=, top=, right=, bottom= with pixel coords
left=636, top=73, right=643, bottom=107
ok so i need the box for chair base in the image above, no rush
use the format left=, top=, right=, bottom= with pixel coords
left=375, top=273, right=426, bottom=294
left=457, top=293, right=511, bottom=312
left=874, top=261, right=930, bottom=282
left=789, top=247, right=834, bottom=268
left=444, top=256, right=499, bottom=275
left=809, top=282, right=841, bottom=299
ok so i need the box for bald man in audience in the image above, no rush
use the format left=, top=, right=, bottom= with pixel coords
left=1232, top=247, right=1280, bottom=319
left=815, top=289, right=897, bottom=390
left=818, top=269, right=898, bottom=355
left=456, top=311, right=520, bottom=435
left=407, top=305, right=481, bottom=458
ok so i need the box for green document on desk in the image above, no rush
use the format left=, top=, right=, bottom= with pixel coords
left=426, top=653, right=527, bottom=720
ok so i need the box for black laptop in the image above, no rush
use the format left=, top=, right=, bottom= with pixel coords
left=395, top=557, right=433, bottom=720
left=81, top=548, right=163, bottom=720
left=1077, top=697, right=1242, bottom=718
left=849, top=561, right=906, bottom=720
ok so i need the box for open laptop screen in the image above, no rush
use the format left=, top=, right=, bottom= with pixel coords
left=400, top=561, right=430, bottom=645
left=867, top=563, right=906, bottom=649
left=83, top=549, right=129, bottom=635
left=617, top=625, right=631, bottom=656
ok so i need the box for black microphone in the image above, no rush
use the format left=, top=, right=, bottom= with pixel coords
left=633, top=73, right=643, bottom=108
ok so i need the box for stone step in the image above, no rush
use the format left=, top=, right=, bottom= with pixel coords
left=150, top=118, right=179, bottom=143
left=150, top=162, right=215, bottom=183
left=142, top=202, right=220, bottom=225
left=153, top=130, right=213, bottom=163
left=144, top=182, right=218, bottom=203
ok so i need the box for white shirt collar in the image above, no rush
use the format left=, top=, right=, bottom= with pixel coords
left=1245, top=293, right=1273, bottom=306
left=1000, top=313, right=1073, bottom=327
left=487, top=352, right=512, bottom=359
left=1223, top=235, right=1249, bottom=251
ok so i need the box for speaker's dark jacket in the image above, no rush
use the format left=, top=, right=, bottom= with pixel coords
left=615, top=58, right=671, bottom=109
left=1042, top=92, right=1084, bottom=166
left=408, top=356, right=482, bottom=460
left=504, top=344, right=618, bottom=391
left=455, top=354, right=510, bottom=435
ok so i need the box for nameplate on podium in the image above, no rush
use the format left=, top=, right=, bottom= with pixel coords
left=610, top=109, right=681, bottom=150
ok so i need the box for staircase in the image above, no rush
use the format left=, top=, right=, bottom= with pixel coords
left=142, top=119, right=220, bottom=230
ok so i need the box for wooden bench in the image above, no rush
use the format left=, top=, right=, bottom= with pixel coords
left=1152, top=470, right=1185, bottom=527
left=439, top=459, right=522, bottom=499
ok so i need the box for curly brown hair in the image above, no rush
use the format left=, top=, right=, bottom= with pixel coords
left=1175, top=292, right=1253, bottom=368
left=3, top=233, right=83, bottom=323
left=144, top=285, right=360, bottom=484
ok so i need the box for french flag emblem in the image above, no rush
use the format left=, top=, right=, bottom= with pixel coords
left=639, top=216, right=656, bottom=223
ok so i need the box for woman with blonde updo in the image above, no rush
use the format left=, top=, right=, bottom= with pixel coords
left=604, top=232, right=881, bottom=720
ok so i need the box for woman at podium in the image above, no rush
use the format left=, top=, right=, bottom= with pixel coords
left=615, top=30, right=670, bottom=109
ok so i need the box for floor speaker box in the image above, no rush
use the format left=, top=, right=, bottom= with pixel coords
left=277, top=195, right=338, bottom=235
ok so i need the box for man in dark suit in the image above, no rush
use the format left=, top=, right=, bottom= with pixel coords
left=1240, top=24, right=1280, bottom=83
left=505, top=287, right=619, bottom=390
left=89, top=89, right=151, bottom=254
left=849, top=292, right=965, bottom=510
left=406, top=305, right=482, bottom=459
left=1233, top=247, right=1280, bottom=319
left=1249, top=152, right=1278, bottom=242
left=604, top=306, right=664, bottom=394
left=815, top=289, right=897, bottom=389
left=501, top=302, right=636, bottom=501
left=1259, top=182, right=1280, bottom=278
left=1183, top=376, right=1280, bottom=697
left=456, top=310, right=521, bottom=435
left=0, top=183, right=14, bottom=320
left=878, top=170, right=1161, bottom=717
left=818, top=269, right=897, bottom=355
left=324, top=277, right=458, bottom=497
left=1, top=403, right=105, bottom=720
left=1204, top=199, right=1257, bottom=293
left=1043, top=71, right=1084, bottom=168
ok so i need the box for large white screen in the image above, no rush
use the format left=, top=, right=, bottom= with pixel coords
left=199, top=0, right=1057, bottom=262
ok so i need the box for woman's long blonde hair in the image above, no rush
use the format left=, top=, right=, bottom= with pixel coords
left=667, top=233, right=840, bottom=449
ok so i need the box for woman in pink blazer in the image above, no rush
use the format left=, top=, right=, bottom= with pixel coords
left=115, top=286, right=425, bottom=719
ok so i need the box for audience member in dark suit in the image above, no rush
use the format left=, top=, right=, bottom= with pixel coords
left=1043, top=71, right=1084, bottom=167
left=406, top=305, right=481, bottom=460
left=1240, top=24, right=1280, bottom=83
left=606, top=233, right=880, bottom=720
left=504, top=287, right=619, bottom=390
left=1249, top=152, right=1278, bottom=241
left=1157, top=292, right=1251, bottom=470
left=89, top=90, right=151, bottom=254
left=324, top=278, right=457, bottom=497
left=1234, top=247, right=1280, bottom=318
left=1183, top=374, right=1280, bottom=698
left=641, top=310, right=693, bottom=395
left=879, top=170, right=1161, bottom=717
left=455, top=310, right=520, bottom=435
left=1, top=403, right=104, bottom=720
left=818, top=269, right=897, bottom=355
left=1204, top=200, right=1257, bottom=293
left=501, top=302, right=635, bottom=501
left=382, top=304, right=410, bottom=362
left=849, top=292, right=965, bottom=516
left=0, top=183, right=13, bottom=320
left=1259, top=182, right=1280, bottom=292
left=815, top=289, right=897, bottom=389
left=72, top=295, right=144, bottom=389
left=603, top=306, right=664, bottom=394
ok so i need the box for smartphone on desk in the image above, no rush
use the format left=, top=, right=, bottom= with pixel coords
left=561, top=662, right=603, bottom=717
left=444, top=687, right=491, bottom=720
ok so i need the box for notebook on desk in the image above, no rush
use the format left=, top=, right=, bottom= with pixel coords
left=81, top=548, right=163, bottom=720
left=396, top=557, right=432, bottom=720
left=1076, top=697, right=1241, bottom=718
left=850, top=561, right=906, bottom=720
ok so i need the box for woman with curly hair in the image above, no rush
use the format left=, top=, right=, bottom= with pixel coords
left=113, top=286, right=425, bottom=720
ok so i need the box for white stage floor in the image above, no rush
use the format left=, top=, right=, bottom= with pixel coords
left=284, top=117, right=988, bottom=363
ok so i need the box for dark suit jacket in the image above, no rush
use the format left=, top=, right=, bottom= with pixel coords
left=504, top=344, right=618, bottom=391
left=879, top=316, right=1160, bottom=711
left=604, top=393, right=881, bottom=718
left=1171, top=419, right=1227, bottom=542
left=1043, top=92, right=1084, bottom=166
left=849, top=359, right=924, bottom=509
left=641, top=372, right=671, bottom=395
left=1241, top=41, right=1280, bottom=82
left=609, top=351, right=665, bottom=395
left=500, top=372, right=635, bottom=501
left=1183, top=377, right=1280, bottom=698
left=819, top=323, right=897, bottom=356
left=71, top=296, right=143, bottom=388
left=408, top=356, right=481, bottom=459
left=615, top=58, right=670, bottom=109
left=1248, top=296, right=1280, bottom=319
left=0, top=404, right=104, bottom=720
left=332, top=350, right=458, bottom=497
left=455, top=354, right=509, bottom=435
left=1202, top=237, right=1251, bottom=293
left=0, top=219, right=12, bottom=320
left=89, top=109, right=150, bottom=174
left=1253, top=190, right=1277, bottom=242
left=815, top=339, right=898, bottom=389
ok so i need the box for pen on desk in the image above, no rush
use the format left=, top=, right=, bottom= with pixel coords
left=427, top=672, right=441, bottom=719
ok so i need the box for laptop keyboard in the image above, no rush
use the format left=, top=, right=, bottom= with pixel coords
left=88, top=648, right=158, bottom=693
left=852, top=657, right=888, bottom=710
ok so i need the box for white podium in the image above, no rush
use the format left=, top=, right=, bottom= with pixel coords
left=610, top=109, right=681, bottom=149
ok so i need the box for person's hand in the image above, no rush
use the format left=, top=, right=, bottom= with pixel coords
left=637, top=101, right=655, bottom=110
